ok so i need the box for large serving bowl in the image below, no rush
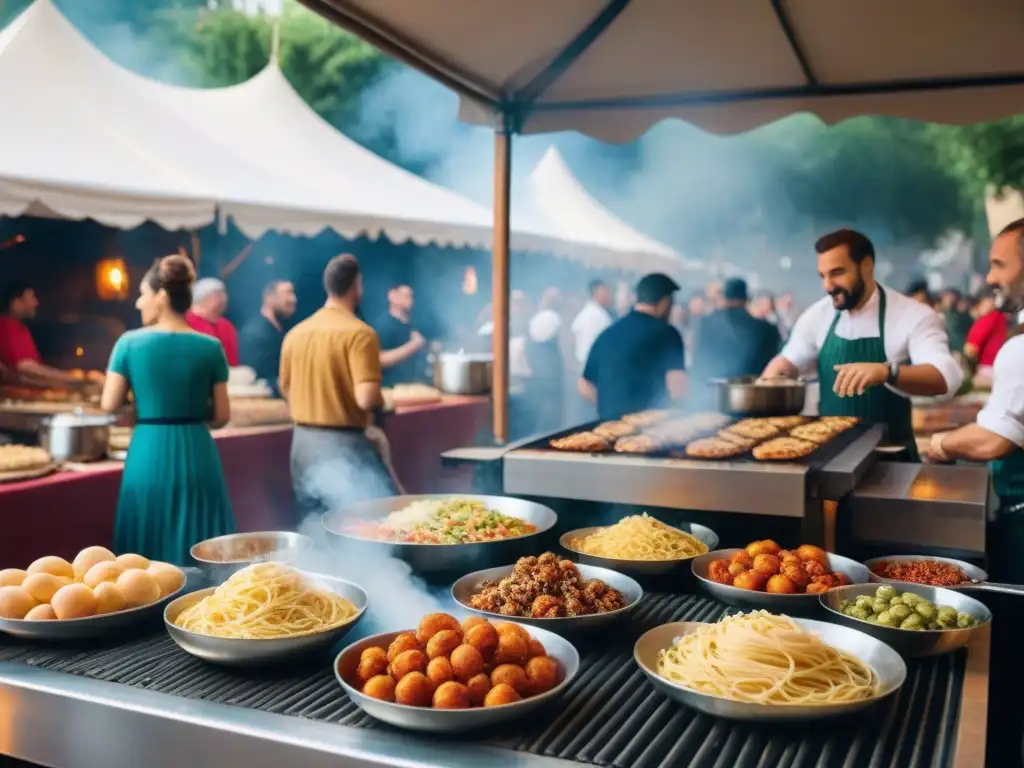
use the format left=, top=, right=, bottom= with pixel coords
left=559, top=522, right=719, bottom=578
left=164, top=572, right=367, bottom=666
left=634, top=618, right=906, bottom=722
left=322, top=495, right=558, bottom=574
left=691, top=549, right=871, bottom=612
left=819, top=583, right=992, bottom=658
left=335, top=623, right=579, bottom=733
left=862, top=554, right=987, bottom=588
left=190, top=531, right=314, bottom=584
left=451, top=562, right=643, bottom=635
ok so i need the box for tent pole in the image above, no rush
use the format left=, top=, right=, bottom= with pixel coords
left=491, top=122, right=512, bottom=444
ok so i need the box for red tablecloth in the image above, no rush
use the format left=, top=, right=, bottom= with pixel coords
left=0, top=397, right=490, bottom=564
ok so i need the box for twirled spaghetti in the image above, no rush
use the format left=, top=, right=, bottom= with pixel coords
left=174, top=563, right=357, bottom=639
left=656, top=611, right=878, bottom=705
left=569, top=514, right=707, bottom=561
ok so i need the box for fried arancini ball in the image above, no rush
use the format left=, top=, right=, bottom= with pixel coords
left=491, top=663, right=530, bottom=695
left=746, top=539, right=780, bottom=558
left=525, top=656, right=559, bottom=695
left=357, top=647, right=390, bottom=682
left=781, top=564, right=810, bottom=589
left=461, top=616, right=489, bottom=633
left=390, top=649, right=428, bottom=680
left=729, top=550, right=753, bottom=567
left=527, top=637, right=547, bottom=659
left=492, top=632, right=530, bottom=665
left=362, top=674, right=396, bottom=702
left=433, top=680, right=471, bottom=709
left=765, top=574, right=797, bottom=594
left=727, top=561, right=749, bottom=578
left=426, top=656, right=455, bottom=686
left=466, top=673, right=491, bottom=706
left=495, top=623, right=530, bottom=643
left=707, top=559, right=733, bottom=585
left=752, top=554, right=782, bottom=576
left=777, top=550, right=796, bottom=562
left=812, top=574, right=841, bottom=588
left=801, top=559, right=826, bottom=578
left=426, top=629, right=463, bottom=660
left=804, top=581, right=830, bottom=595
left=796, top=544, right=830, bottom=568
left=484, top=682, right=522, bottom=707
left=465, top=622, right=499, bottom=659
left=387, top=632, right=421, bottom=663
left=394, top=671, right=434, bottom=707
left=416, top=613, right=462, bottom=646
left=450, top=644, right=485, bottom=681
left=732, top=570, right=768, bottom=591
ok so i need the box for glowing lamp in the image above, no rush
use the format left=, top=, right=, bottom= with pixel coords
left=462, top=266, right=478, bottom=295
left=96, top=258, right=129, bottom=300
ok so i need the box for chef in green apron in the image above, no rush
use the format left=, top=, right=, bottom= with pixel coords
left=927, top=218, right=1024, bottom=768
left=762, top=229, right=963, bottom=460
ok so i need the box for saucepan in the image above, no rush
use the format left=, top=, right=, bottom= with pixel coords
left=712, top=376, right=807, bottom=417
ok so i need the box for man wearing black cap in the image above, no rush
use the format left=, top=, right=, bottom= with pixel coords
left=579, top=273, right=687, bottom=419
left=692, top=278, right=780, bottom=400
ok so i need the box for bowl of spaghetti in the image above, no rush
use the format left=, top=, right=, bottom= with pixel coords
left=164, top=562, right=366, bottom=665
left=559, top=514, right=718, bottom=577
left=634, top=611, right=905, bottom=721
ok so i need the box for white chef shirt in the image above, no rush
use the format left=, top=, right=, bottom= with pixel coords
left=780, top=284, right=963, bottom=397
left=571, top=300, right=613, bottom=364
left=529, top=309, right=562, bottom=344
left=977, top=334, right=1024, bottom=447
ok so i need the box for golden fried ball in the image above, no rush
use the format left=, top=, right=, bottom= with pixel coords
left=0, top=586, right=37, bottom=619
left=394, top=671, right=434, bottom=707
left=450, top=644, right=485, bottom=681
left=93, top=582, right=127, bottom=615
left=147, top=562, right=186, bottom=597
left=0, top=568, right=28, bottom=587
left=416, top=613, right=462, bottom=646
left=24, top=603, right=57, bottom=621
left=732, top=570, right=767, bottom=591
left=466, top=673, right=491, bottom=706
left=494, top=623, right=530, bottom=643
left=50, top=584, right=97, bottom=619
left=777, top=549, right=796, bottom=561
left=765, top=574, right=797, bottom=594
left=465, top=622, right=499, bottom=659
left=26, top=556, right=74, bottom=581
left=72, top=546, right=116, bottom=581
left=357, top=647, right=390, bottom=682
left=461, top=616, right=489, bottom=633
left=83, top=561, right=124, bottom=589
left=483, top=683, right=522, bottom=707
left=492, top=632, right=530, bottom=666
left=116, top=569, right=161, bottom=608
left=752, top=554, right=782, bottom=576
left=796, top=544, right=829, bottom=568
left=805, top=581, right=830, bottom=594
left=527, top=637, right=547, bottom=659
left=426, top=656, right=455, bottom=686
left=362, top=674, right=396, bottom=702
left=22, top=573, right=65, bottom=603
left=801, top=559, right=826, bottom=578
left=426, top=629, right=462, bottom=660
left=781, top=564, right=810, bottom=589
left=745, top=540, right=779, bottom=558
left=390, top=649, right=428, bottom=680
left=726, top=561, right=749, bottom=578
left=387, top=632, right=421, bottom=663
left=115, top=553, right=151, bottom=572
left=525, top=656, right=560, bottom=695
left=491, top=663, right=530, bottom=695
left=706, top=559, right=733, bottom=586
left=432, top=680, right=470, bottom=710
left=730, top=550, right=752, bottom=567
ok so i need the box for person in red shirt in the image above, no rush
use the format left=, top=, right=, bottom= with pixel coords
left=185, top=278, right=240, bottom=366
left=0, top=282, right=88, bottom=389
left=965, top=288, right=1008, bottom=389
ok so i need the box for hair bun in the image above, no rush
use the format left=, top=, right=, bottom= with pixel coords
left=158, top=255, right=195, bottom=289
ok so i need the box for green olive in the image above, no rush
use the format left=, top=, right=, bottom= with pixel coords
left=937, top=606, right=958, bottom=621
left=936, top=613, right=957, bottom=629
left=890, top=596, right=904, bottom=608
left=855, top=595, right=875, bottom=610
left=901, top=593, right=923, bottom=607
left=850, top=606, right=871, bottom=621
left=927, top=622, right=940, bottom=630
left=875, top=585, right=896, bottom=602
left=900, top=614, right=923, bottom=630
left=888, top=604, right=911, bottom=622
left=871, top=599, right=889, bottom=615
left=915, top=603, right=937, bottom=621
left=866, top=613, right=879, bottom=623
left=839, top=599, right=852, bottom=613
left=876, top=610, right=895, bottom=627
left=957, top=613, right=978, bottom=629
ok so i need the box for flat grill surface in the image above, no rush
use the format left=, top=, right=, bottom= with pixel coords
left=0, top=594, right=963, bottom=768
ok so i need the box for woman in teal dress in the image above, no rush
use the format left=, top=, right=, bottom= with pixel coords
left=101, top=255, right=235, bottom=565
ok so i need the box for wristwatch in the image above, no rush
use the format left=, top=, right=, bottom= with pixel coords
left=886, top=361, right=899, bottom=385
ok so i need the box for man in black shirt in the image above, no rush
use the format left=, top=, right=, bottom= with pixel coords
left=238, top=280, right=297, bottom=396
left=580, top=273, right=687, bottom=420
left=375, top=284, right=426, bottom=386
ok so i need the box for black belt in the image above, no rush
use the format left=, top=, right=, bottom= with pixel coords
left=135, top=417, right=204, bottom=426
left=293, top=422, right=364, bottom=433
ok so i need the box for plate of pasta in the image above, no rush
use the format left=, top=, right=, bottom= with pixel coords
left=559, top=514, right=719, bottom=577
left=634, top=611, right=905, bottom=721
left=164, top=562, right=367, bottom=665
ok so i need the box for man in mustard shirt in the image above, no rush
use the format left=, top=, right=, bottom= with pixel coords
left=280, top=254, right=397, bottom=519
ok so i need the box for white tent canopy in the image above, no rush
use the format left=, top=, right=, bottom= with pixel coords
left=517, top=147, right=698, bottom=272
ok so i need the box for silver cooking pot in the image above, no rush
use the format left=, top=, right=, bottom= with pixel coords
left=434, top=353, right=493, bottom=395
left=39, top=409, right=115, bottom=462
left=712, top=376, right=807, bottom=417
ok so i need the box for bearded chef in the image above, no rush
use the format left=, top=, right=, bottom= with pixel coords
left=762, top=229, right=962, bottom=461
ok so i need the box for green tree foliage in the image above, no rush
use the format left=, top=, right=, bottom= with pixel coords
left=929, top=117, right=1024, bottom=199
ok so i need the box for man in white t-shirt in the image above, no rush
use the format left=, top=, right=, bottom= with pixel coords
left=571, top=280, right=614, bottom=366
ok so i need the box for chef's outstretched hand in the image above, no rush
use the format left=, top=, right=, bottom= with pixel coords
left=832, top=362, right=888, bottom=397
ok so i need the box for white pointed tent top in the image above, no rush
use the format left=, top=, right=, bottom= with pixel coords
left=299, top=0, right=1024, bottom=143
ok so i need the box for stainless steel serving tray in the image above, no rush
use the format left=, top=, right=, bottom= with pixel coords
left=559, top=522, right=719, bottom=578
left=820, top=583, right=992, bottom=658
left=450, top=562, right=643, bottom=634
left=335, top=622, right=579, bottom=733
left=634, top=618, right=906, bottom=722
left=863, top=554, right=1024, bottom=596
left=322, top=494, right=558, bottom=574
left=164, top=572, right=367, bottom=666
left=691, top=548, right=871, bottom=612
left=190, top=531, right=314, bottom=585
